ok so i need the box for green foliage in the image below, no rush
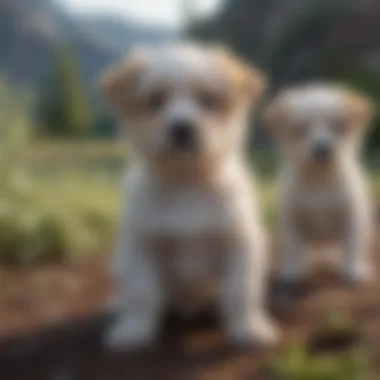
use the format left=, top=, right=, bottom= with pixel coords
left=37, top=45, right=94, bottom=138
left=0, top=175, right=118, bottom=264
left=0, top=79, right=33, bottom=188
left=272, top=315, right=371, bottom=380
left=0, top=73, right=377, bottom=265
left=272, top=344, right=370, bottom=380
left=0, top=79, right=117, bottom=265
left=92, top=114, right=119, bottom=139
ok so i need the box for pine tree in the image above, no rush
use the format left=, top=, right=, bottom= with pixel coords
left=37, top=45, right=93, bottom=137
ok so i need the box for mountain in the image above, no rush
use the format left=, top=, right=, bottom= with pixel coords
left=197, top=0, right=380, bottom=89
left=0, top=0, right=176, bottom=88
left=189, top=0, right=380, bottom=148
left=80, top=14, right=175, bottom=52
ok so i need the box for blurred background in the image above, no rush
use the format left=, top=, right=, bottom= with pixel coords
left=0, top=0, right=380, bottom=379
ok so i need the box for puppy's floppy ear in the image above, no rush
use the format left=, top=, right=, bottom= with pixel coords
left=100, top=49, right=147, bottom=114
left=213, top=46, right=267, bottom=103
left=343, top=89, right=376, bottom=129
left=242, top=62, right=267, bottom=103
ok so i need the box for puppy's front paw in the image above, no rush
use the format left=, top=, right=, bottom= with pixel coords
left=104, top=316, right=156, bottom=351
left=227, top=315, right=280, bottom=347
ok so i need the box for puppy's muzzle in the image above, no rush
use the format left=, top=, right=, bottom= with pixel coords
left=168, top=120, right=198, bottom=153
left=311, top=142, right=333, bottom=164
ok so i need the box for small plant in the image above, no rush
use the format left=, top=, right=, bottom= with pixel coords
left=271, top=315, right=372, bottom=380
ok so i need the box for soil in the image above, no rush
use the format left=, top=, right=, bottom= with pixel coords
left=1, top=233, right=380, bottom=380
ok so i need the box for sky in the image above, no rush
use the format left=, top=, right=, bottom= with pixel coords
left=57, top=0, right=221, bottom=28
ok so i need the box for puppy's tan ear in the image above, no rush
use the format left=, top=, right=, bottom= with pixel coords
left=242, top=63, right=267, bottom=103
left=100, top=50, right=147, bottom=114
left=344, top=89, right=376, bottom=128
left=214, top=47, right=266, bottom=103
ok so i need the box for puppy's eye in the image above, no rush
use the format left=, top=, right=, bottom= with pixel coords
left=197, top=90, right=222, bottom=111
left=331, top=119, right=347, bottom=135
left=146, top=91, right=167, bottom=112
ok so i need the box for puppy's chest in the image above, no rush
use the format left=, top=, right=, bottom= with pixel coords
left=292, top=187, right=348, bottom=240
left=137, top=187, right=231, bottom=237
left=154, top=235, right=225, bottom=288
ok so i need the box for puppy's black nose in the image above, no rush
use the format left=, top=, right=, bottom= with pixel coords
left=169, top=120, right=196, bottom=151
left=312, top=142, right=333, bottom=163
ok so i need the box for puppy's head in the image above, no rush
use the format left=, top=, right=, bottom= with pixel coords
left=265, top=83, right=375, bottom=169
left=101, top=44, right=265, bottom=168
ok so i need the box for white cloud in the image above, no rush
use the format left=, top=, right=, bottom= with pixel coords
left=57, top=0, right=220, bottom=28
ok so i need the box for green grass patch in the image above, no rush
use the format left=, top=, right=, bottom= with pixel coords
left=0, top=171, right=119, bottom=264
left=271, top=314, right=371, bottom=380
left=1, top=134, right=379, bottom=265
left=0, top=82, right=123, bottom=265
left=7, top=143, right=378, bottom=265
left=3, top=143, right=379, bottom=266
left=0, top=78, right=377, bottom=266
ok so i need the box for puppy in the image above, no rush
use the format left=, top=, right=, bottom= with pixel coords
left=266, top=83, right=375, bottom=283
left=101, top=44, right=278, bottom=350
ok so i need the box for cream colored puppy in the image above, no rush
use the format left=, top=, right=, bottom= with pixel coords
left=266, top=83, right=375, bottom=283
left=101, top=44, right=278, bottom=350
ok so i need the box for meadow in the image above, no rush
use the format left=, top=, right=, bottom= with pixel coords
left=2, top=141, right=379, bottom=379
left=2, top=99, right=379, bottom=378
left=1, top=138, right=375, bottom=266
left=1, top=78, right=378, bottom=266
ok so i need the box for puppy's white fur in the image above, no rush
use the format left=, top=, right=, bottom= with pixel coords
left=266, top=83, right=375, bottom=283
left=102, top=44, right=277, bottom=349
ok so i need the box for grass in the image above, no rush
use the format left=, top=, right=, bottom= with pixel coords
left=0, top=138, right=378, bottom=265
left=271, top=314, right=371, bottom=380
left=0, top=171, right=119, bottom=265
left=0, top=79, right=378, bottom=266
left=1, top=139, right=378, bottom=379
left=0, top=89, right=124, bottom=265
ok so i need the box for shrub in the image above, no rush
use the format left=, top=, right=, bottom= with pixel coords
left=0, top=79, right=118, bottom=265
left=36, top=45, right=94, bottom=138
left=271, top=315, right=371, bottom=380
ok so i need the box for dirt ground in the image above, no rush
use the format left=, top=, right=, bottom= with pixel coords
left=1, top=231, right=380, bottom=380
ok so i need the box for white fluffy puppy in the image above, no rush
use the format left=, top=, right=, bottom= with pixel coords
left=101, top=44, right=278, bottom=350
left=266, top=83, right=375, bottom=284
